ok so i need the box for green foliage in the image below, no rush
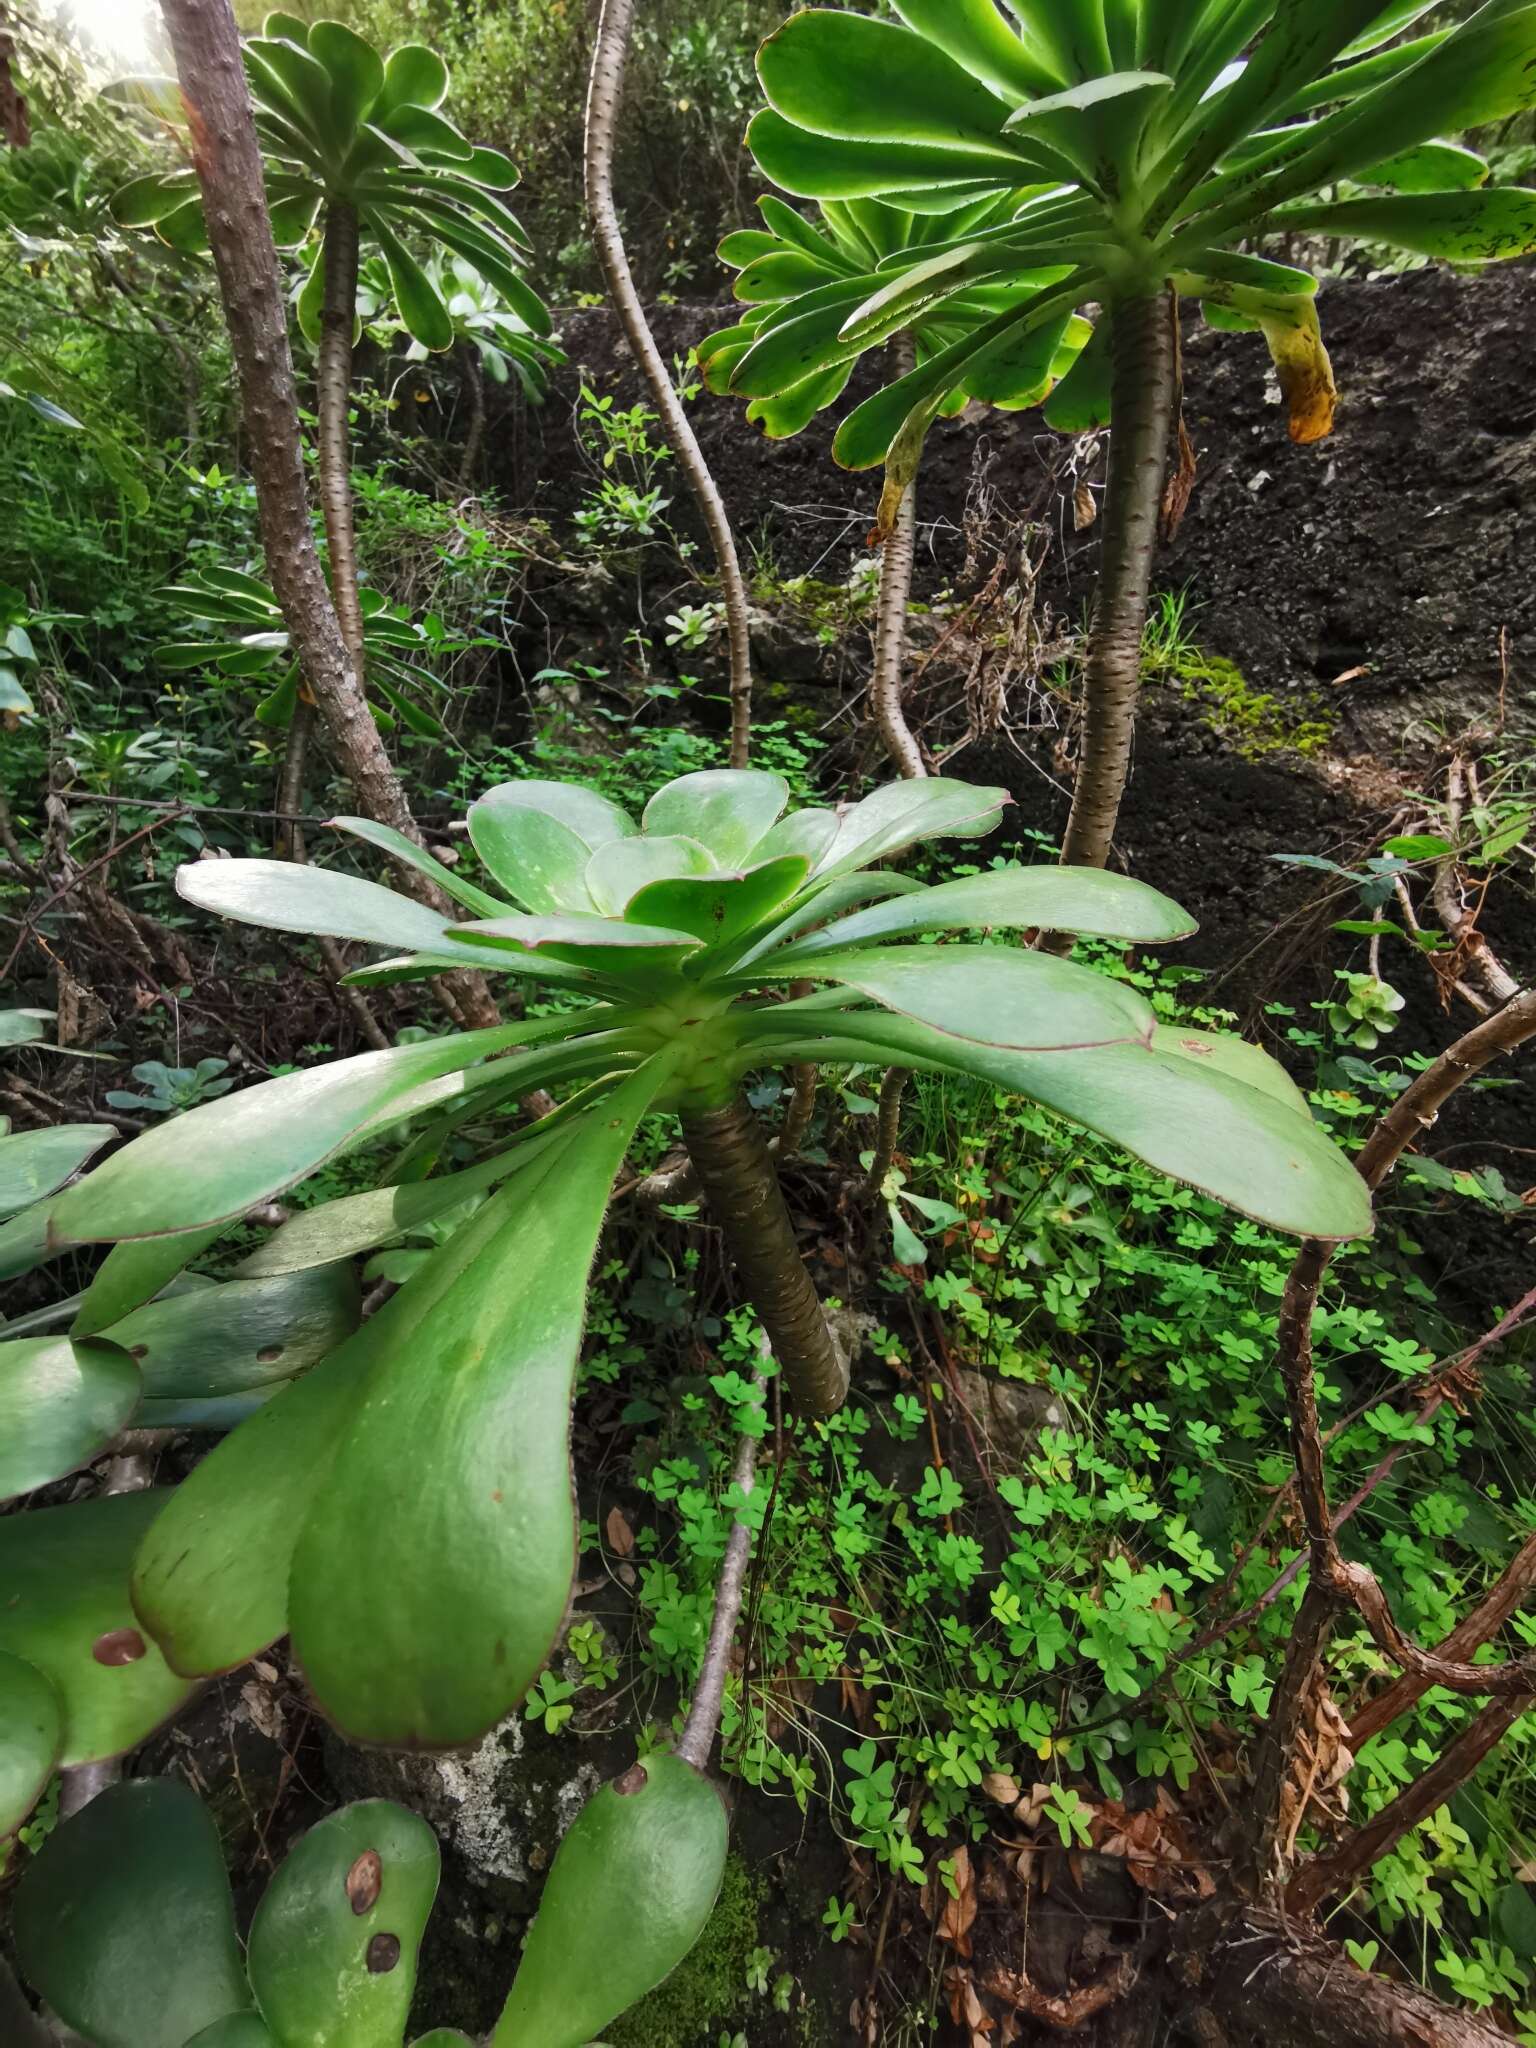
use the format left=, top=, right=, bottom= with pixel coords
left=329, top=0, right=790, bottom=292
left=115, top=14, right=550, bottom=354
left=14, top=1780, right=453, bottom=2048
left=16, top=772, right=1366, bottom=1764
left=723, top=0, right=1536, bottom=477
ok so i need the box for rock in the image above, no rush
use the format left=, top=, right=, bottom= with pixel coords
left=747, top=606, right=829, bottom=685
left=950, top=1370, right=1066, bottom=1469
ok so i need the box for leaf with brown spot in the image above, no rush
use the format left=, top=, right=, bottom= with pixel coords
left=346, top=1848, right=383, bottom=1916
left=246, top=1801, right=439, bottom=2045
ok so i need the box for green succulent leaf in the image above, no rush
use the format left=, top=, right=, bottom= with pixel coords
left=642, top=769, right=791, bottom=866
left=0, top=1651, right=61, bottom=1840
left=766, top=944, right=1154, bottom=1051
left=816, top=776, right=1011, bottom=877
left=47, top=1024, right=530, bottom=1243
left=758, top=10, right=1029, bottom=155
left=0, top=1335, right=141, bottom=1500
left=185, top=2020, right=280, bottom=2048
left=247, top=1802, right=439, bottom=2048
left=107, top=1263, right=362, bottom=1405
left=0, top=1491, right=195, bottom=1766
left=0, top=1122, right=115, bottom=1220
left=468, top=779, right=635, bottom=911
left=628, top=857, right=812, bottom=952
left=14, top=1779, right=248, bottom=2048
left=176, top=856, right=451, bottom=953
left=493, top=1753, right=729, bottom=2048
left=774, top=863, right=1195, bottom=957
left=287, top=1060, right=670, bottom=1744
left=1274, top=186, right=1536, bottom=260
left=772, top=1012, right=1372, bottom=1240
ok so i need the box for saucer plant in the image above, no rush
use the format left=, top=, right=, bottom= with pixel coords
left=38, top=770, right=1369, bottom=1751
left=725, top=0, right=1536, bottom=865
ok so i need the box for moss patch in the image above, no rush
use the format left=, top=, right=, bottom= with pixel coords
left=609, top=1854, right=762, bottom=2047
left=1146, top=643, right=1334, bottom=758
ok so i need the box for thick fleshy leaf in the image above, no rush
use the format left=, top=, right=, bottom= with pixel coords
left=445, top=915, right=704, bottom=979
left=468, top=781, right=634, bottom=912
left=132, top=1332, right=380, bottom=1679
left=1255, top=5, right=1536, bottom=209
left=0, top=1492, right=195, bottom=1766
left=585, top=834, right=716, bottom=916
left=771, top=944, right=1153, bottom=1050
left=642, top=770, right=791, bottom=866
left=287, top=1063, right=668, bottom=1744
left=890, top=0, right=1060, bottom=97
left=378, top=41, right=449, bottom=113
left=185, top=2021, right=279, bottom=2048
left=247, top=1802, right=439, bottom=2048
left=627, top=857, right=812, bottom=953
left=0, top=1652, right=61, bottom=1839
left=326, top=816, right=512, bottom=920
left=775, top=864, right=1195, bottom=959
left=371, top=213, right=455, bottom=352
left=1359, top=138, right=1490, bottom=191
left=13, top=1779, right=248, bottom=2048
left=748, top=107, right=1027, bottom=201
left=0, top=1123, right=114, bottom=1220
left=758, top=10, right=1025, bottom=155
left=1150, top=1023, right=1311, bottom=1116
left=107, top=1263, right=361, bottom=1403
left=308, top=18, right=384, bottom=132
left=71, top=1223, right=228, bottom=1338
left=492, top=1753, right=728, bottom=2048
left=815, top=777, right=1010, bottom=878
left=177, top=856, right=449, bottom=952
left=0, top=1199, right=57, bottom=1283
left=1274, top=187, right=1536, bottom=261
left=233, top=1138, right=555, bottom=1277
left=47, top=1024, right=526, bottom=1244
left=768, top=1012, right=1373, bottom=1240
left=0, top=1335, right=141, bottom=1500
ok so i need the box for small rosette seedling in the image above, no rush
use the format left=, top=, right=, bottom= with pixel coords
left=38, top=770, right=1369, bottom=1749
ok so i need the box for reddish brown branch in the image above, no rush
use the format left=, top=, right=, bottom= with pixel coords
left=1287, top=1693, right=1532, bottom=1917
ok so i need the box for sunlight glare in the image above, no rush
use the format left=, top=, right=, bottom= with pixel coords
left=46, top=0, right=164, bottom=71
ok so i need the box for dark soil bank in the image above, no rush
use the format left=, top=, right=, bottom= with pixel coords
left=499, top=263, right=1535, bottom=755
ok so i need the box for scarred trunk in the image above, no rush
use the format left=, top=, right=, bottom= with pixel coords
left=682, top=1093, right=848, bottom=1417
left=1059, top=291, right=1176, bottom=872
left=157, top=0, right=500, bottom=1032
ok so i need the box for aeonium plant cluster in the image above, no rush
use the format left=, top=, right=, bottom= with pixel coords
left=1, top=773, right=1370, bottom=2044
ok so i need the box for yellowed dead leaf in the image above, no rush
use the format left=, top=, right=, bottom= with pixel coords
left=1259, top=299, right=1336, bottom=445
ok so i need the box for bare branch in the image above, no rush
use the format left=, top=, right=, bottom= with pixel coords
left=585, top=0, right=753, bottom=767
